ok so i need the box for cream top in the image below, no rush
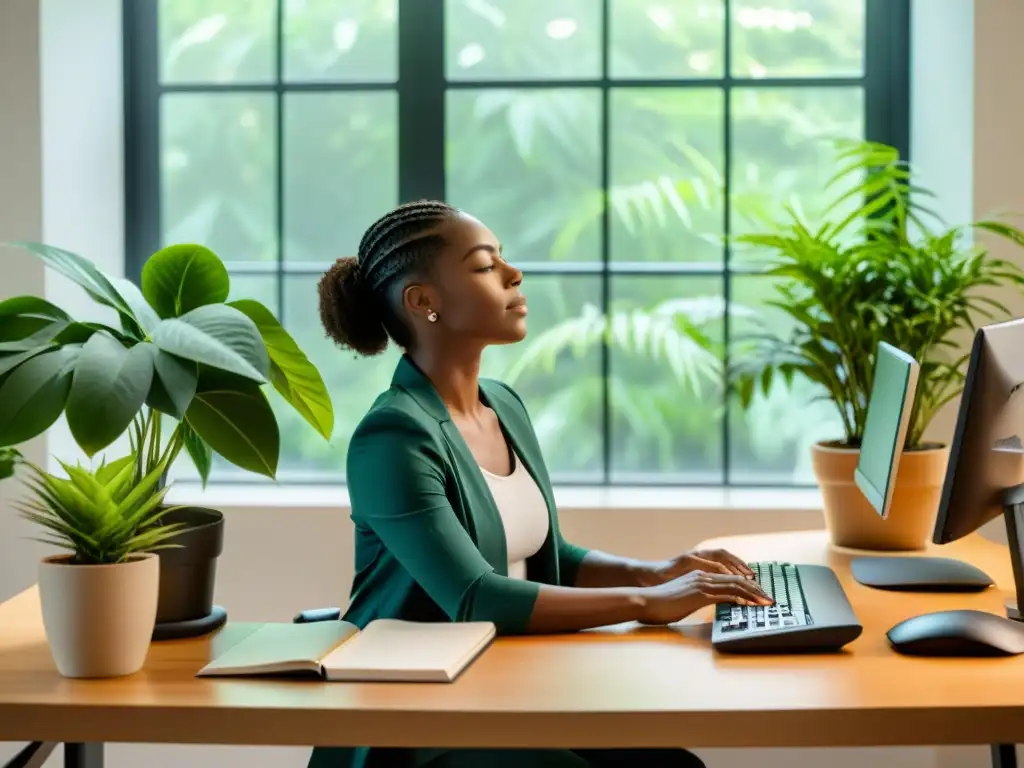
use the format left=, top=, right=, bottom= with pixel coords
left=479, top=452, right=551, bottom=580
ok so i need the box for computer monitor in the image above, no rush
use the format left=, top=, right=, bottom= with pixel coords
left=848, top=337, right=998, bottom=592
left=934, top=318, right=1024, bottom=547
left=854, top=342, right=920, bottom=520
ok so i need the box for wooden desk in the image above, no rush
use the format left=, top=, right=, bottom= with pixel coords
left=2, top=530, right=1023, bottom=767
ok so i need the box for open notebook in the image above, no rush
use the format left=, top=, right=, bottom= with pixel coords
left=196, top=619, right=495, bottom=682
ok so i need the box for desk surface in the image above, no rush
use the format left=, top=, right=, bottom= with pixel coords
left=1, top=530, right=1023, bottom=749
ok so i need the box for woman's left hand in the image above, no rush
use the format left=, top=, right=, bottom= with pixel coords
left=646, top=548, right=754, bottom=584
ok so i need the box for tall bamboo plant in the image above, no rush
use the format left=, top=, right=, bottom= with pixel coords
left=731, top=139, right=1024, bottom=450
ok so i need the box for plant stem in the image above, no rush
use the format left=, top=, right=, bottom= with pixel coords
left=131, top=407, right=187, bottom=486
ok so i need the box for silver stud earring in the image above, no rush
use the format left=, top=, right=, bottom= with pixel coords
left=427, top=310, right=438, bottom=323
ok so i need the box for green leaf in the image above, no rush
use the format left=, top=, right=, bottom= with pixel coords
left=182, top=423, right=213, bottom=487
left=150, top=304, right=269, bottom=383
left=0, top=296, right=70, bottom=322
left=95, top=454, right=134, bottom=488
left=65, top=333, right=154, bottom=455
left=0, top=315, right=56, bottom=343
left=141, top=243, right=230, bottom=319
left=0, top=297, right=71, bottom=352
left=111, top=277, right=161, bottom=335
left=0, top=344, right=57, bottom=379
left=185, top=383, right=279, bottom=478
left=0, top=447, right=21, bottom=480
left=0, top=346, right=79, bottom=447
left=5, top=242, right=132, bottom=317
left=228, top=298, right=334, bottom=440
left=144, top=345, right=198, bottom=420
left=50, top=321, right=127, bottom=346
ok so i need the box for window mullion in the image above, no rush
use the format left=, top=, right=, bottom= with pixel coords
left=398, top=0, right=446, bottom=202
left=122, top=0, right=161, bottom=285
left=275, top=0, right=285, bottom=319
left=722, top=0, right=734, bottom=487
left=864, top=0, right=911, bottom=157
left=600, top=0, right=611, bottom=486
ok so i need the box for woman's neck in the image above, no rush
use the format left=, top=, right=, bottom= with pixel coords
left=409, top=347, right=484, bottom=418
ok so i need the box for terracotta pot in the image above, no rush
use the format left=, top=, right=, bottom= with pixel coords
left=811, top=442, right=950, bottom=551
left=38, top=552, right=159, bottom=678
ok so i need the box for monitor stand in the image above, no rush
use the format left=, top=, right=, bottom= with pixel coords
left=850, top=493, right=1018, bottom=592
left=850, top=554, right=994, bottom=591
left=1002, top=483, right=1024, bottom=622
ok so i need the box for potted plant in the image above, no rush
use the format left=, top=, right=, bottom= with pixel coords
left=0, top=242, right=334, bottom=636
left=731, top=139, right=1024, bottom=550
left=6, top=442, right=183, bottom=677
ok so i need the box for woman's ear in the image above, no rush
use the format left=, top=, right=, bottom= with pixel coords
left=403, top=283, right=440, bottom=324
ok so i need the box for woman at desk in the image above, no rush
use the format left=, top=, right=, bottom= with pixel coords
left=312, top=201, right=773, bottom=768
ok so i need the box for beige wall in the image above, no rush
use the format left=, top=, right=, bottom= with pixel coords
left=0, top=0, right=48, bottom=622
left=0, top=0, right=1019, bottom=767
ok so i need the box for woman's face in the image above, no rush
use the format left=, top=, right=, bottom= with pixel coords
left=404, top=212, right=527, bottom=348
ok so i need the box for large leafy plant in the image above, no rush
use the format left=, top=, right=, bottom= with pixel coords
left=731, top=139, right=1024, bottom=450
left=0, top=243, right=334, bottom=482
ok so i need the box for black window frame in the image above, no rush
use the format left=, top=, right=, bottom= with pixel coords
left=123, top=0, right=911, bottom=488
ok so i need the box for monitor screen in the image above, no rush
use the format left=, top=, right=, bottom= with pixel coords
left=855, top=342, right=920, bottom=519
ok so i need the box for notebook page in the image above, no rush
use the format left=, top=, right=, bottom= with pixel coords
left=321, top=620, right=495, bottom=682
left=197, top=621, right=359, bottom=677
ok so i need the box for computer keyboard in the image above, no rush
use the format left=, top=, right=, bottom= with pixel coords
left=711, top=561, right=863, bottom=653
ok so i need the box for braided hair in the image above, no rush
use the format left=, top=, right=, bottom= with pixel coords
left=318, top=200, right=458, bottom=356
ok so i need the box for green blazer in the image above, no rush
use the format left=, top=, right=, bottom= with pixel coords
left=309, top=354, right=590, bottom=768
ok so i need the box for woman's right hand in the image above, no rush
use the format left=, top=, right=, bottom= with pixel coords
left=637, top=570, right=774, bottom=625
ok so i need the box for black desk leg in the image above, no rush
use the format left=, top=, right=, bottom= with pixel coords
left=64, top=744, right=103, bottom=768
left=4, top=742, right=58, bottom=768
left=993, top=744, right=1018, bottom=768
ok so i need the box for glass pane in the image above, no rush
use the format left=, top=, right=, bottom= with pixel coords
left=609, top=276, right=724, bottom=483
left=445, top=0, right=601, bottom=81
left=730, top=0, right=865, bottom=78
left=610, top=88, right=723, bottom=264
left=728, top=275, right=844, bottom=484
left=610, top=0, right=725, bottom=79
left=228, top=272, right=279, bottom=309
left=284, top=93, right=398, bottom=265
left=447, top=89, right=601, bottom=263
left=158, top=0, right=275, bottom=84
left=279, top=275, right=402, bottom=479
left=481, top=275, right=603, bottom=482
left=160, top=93, right=277, bottom=265
left=283, top=0, right=398, bottom=82
left=729, top=86, right=863, bottom=261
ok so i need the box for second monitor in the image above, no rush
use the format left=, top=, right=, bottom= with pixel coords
left=849, top=341, right=994, bottom=591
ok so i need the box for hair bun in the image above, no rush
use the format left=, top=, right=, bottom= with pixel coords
left=317, top=256, right=389, bottom=356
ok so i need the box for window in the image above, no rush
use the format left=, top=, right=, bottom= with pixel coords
left=124, top=0, right=910, bottom=487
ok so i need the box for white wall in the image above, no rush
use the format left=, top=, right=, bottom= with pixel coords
left=0, top=0, right=1016, bottom=766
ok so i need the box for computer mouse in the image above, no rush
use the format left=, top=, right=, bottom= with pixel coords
left=887, top=609, right=1024, bottom=657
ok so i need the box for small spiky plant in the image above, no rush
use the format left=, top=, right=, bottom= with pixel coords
left=11, top=447, right=186, bottom=565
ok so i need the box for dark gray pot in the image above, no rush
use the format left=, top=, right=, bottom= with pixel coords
left=154, top=506, right=224, bottom=625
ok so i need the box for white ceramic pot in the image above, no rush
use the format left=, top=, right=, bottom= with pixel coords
left=38, top=552, right=159, bottom=678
